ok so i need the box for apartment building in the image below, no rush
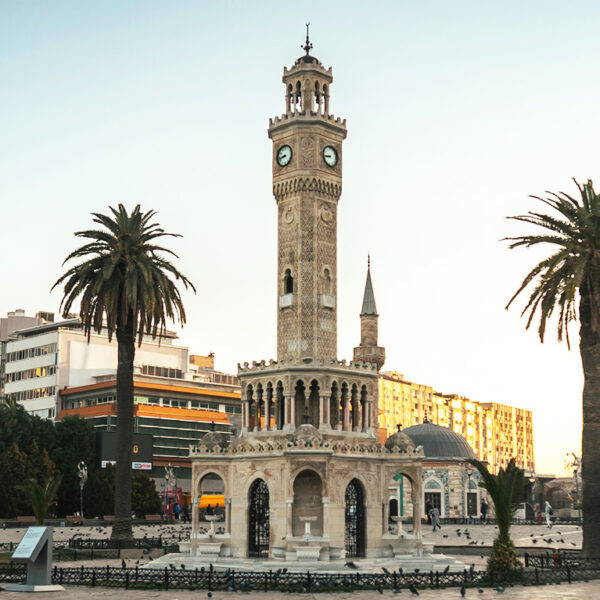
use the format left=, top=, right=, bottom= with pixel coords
left=378, top=371, right=534, bottom=473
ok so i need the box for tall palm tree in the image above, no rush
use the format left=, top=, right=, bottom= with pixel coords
left=53, top=205, right=195, bottom=540
left=505, top=179, right=600, bottom=557
left=468, top=459, right=524, bottom=572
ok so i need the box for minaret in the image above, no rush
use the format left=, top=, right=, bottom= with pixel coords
left=268, top=29, right=347, bottom=364
left=353, top=257, right=386, bottom=370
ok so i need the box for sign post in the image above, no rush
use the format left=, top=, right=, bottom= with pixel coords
left=6, top=526, right=65, bottom=592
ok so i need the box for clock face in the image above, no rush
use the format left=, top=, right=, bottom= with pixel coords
left=323, top=145, right=338, bottom=167
left=276, top=145, right=292, bottom=167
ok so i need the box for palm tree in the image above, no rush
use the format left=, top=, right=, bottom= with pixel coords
left=468, top=459, right=525, bottom=573
left=19, top=475, right=63, bottom=526
left=505, top=179, right=600, bottom=557
left=53, top=205, right=195, bottom=540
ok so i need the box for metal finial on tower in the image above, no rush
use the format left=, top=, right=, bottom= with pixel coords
left=301, top=22, right=313, bottom=55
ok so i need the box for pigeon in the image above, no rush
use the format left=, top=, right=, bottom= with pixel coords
left=382, top=567, right=391, bottom=574
left=409, top=583, right=420, bottom=596
left=469, top=564, right=475, bottom=575
left=443, top=565, right=450, bottom=574
left=532, top=539, right=537, bottom=544
left=121, top=559, right=126, bottom=569
left=398, top=568, right=403, bottom=576
left=461, top=584, right=466, bottom=597
left=392, top=589, right=400, bottom=594
left=377, top=585, right=384, bottom=594
left=413, top=568, right=420, bottom=574
left=180, top=564, right=186, bottom=570
left=345, top=561, right=358, bottom=569
left=495, top=586, right=504, bottom=593
left=443, top=534, right=449, bottom=538
left=169, top=563, right=176, bottom=570
left=207, top=593, right=212, bottom=599
left=478, top=588, right=484, bottom=593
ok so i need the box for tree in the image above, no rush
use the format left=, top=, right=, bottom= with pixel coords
left=53, top=204, right=194, bottom=540
left=18, top=475, right=63, bottom=525
left=505, top=179, right=600, bottom=556
left=468, top=458, right=525, bottom=572
left=84, top=464, right=116, bottom=518
left=132, top=472, right=161, bottom=517
left=0, top=443, right=32, bottom=517
left=51, top=416, right=98, bottom=516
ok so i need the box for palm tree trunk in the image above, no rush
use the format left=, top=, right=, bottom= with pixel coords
left=111, top=316, right=135, bottom=541
left=579, top=276, right=600, bottom=557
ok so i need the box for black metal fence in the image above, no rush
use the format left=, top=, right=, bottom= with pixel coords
left=1, top=563, right=599, bottom=592
left=525, top=551, right=600, bottom=570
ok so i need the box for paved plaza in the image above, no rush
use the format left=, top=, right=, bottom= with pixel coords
left=1, top=522, right=594, bottom=597
left=1, top=582, right=599, bottom=599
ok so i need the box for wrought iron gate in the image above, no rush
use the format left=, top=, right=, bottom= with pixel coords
left=248, top=478, right=270, bottom=557
left=345, top=478, right=365, bottom=558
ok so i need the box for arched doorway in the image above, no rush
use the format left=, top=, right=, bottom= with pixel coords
left=292, top=470, right=323, bottom=536
left=248, top=479, right=269, bottom=557
left=345, top=478, right=365, bottom=558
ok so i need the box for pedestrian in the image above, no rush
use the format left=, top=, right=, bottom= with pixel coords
left=480, top=499, right=488, bottom=524
left=429, top=506, right=441, bottom=531
left=544, top=500, right=553, bottom=528
left=425, top=501, right=433, bottom=525
left=173, top=502, right=181, bottom=521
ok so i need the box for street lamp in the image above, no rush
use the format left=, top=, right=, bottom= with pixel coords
left=77, top=461, right=87, bottom=519
left=164, top=464, right=174, bottom=521
left=465, top=468, right=473, bottom=520
left=566, top=452, right=582, bottom=525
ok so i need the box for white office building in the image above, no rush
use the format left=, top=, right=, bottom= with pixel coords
left=4, top=317, right=188, bottom=418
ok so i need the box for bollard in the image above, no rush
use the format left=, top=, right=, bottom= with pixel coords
left=92, top=570, right=96, bottom=587
left=125, top=571, right=129, bottom=589
left=164, top=567, right=169, bottom=590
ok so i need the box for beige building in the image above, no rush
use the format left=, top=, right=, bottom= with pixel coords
left=379, top=371, right=534, bottom=474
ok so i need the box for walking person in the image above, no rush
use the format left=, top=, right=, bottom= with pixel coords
left=544, top=500, right=553, bottom=528
left=425, top=501, right=433, bottom=525
left=429, top=506, right=441, bottom=531
left=480, top=499, right=488, bottom=524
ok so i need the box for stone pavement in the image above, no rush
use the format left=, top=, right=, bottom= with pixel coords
left=1, top=582, right=599, bottom=599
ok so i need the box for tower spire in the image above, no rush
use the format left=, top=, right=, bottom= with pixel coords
left=354, top=257, right=385, bottom=370
left=301, top=22, right=313, bottom=55
left=360, top=257, right=378, bottom=316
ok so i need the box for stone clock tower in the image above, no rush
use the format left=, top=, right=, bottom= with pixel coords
left=189, top=38, right=425, bottom=564
left=268, top=40, right=347, bottom=363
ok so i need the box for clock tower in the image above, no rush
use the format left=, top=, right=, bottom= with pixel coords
left=268, top=35, right=347, bottom=364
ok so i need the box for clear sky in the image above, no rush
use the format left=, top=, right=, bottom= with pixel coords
left=2, top=1, right=599, bottom=475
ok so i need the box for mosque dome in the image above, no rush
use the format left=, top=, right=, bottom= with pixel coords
left=402, top=422, right=476, bottom=460
left=384, top=430, right=416, bottom=452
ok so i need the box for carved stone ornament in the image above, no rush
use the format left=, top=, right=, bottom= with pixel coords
left=300, top=137, right=315, bottom=168
left=319, top=204, right=333, bottom=223
left=292, top=424, right=323, bottom=446
left=283, top=206, right=295, bottom=224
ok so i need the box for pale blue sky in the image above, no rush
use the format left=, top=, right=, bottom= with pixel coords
left=2, top=1, right=600, bottom=474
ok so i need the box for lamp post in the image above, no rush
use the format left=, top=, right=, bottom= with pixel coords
left=77, top=461, right=87, bottom=519
left=465, top=467, right=473, bottom=520
left=164, top=464, right=174, bottom=521
left=566, top=452, right=582, bottom=525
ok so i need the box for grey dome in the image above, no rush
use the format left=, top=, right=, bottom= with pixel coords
left=402, top=423, right=476, bottom=460
left=384, top=430, right=416, bottom=452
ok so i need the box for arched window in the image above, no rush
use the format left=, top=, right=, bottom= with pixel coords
left=322, top=268, right=332, bottom=295
left=284, top=269, right=294, bottom=294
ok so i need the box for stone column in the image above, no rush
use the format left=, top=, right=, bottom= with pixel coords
left=241, top=401, right=248, bottom=433
left=263, top=394, right=270, bottom=431
left=413, top=476, right=423, bottom=538
left=319, top=395, right=330, bottom=431
left=289, top=394, right=296, bottom=430
left=286, top=497, right=293, bottom=538
left=343, top=396, right=350, bottom=431
left=225, top=498, right=231, bottom=534
left=192, top=497, right=200, bottom=534
left=322, top=496, right=330, bottom=539
left=382, top=500, right=388, bottom=535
